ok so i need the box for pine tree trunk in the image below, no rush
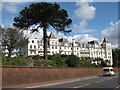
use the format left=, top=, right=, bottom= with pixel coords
left=8, top=48, right=12, bottom=58
left=43, top=26, right=48, bottom=60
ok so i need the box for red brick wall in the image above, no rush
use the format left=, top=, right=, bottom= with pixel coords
left=2, top=66, right=119, bottom=87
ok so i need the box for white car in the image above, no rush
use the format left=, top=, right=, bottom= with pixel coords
left=103, top=67, right=115, bottom=76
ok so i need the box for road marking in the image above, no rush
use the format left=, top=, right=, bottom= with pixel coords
left=26, top=76, right=97, bottom=88
left=73, top=83, right=90, bottom=88
left=73, top=75, right=118, bottom=88
left=26, top=75, right=118, bottom=88
left=96, top=80, right=103, bottom=83
left=115, top=85, right=120, bottom=89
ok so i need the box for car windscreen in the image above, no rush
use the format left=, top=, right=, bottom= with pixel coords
left=103, top=69, right=109, bottom=71
left=103, top=69, right=113, bottom=71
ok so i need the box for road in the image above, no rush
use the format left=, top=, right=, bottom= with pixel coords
left=25, top=74, right=119, bottom=90
left=3, top=74, right=119, bottom=90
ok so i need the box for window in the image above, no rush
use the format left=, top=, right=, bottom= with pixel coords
left=30, top=51, right=32, bottom=54
left=103, top=69, right=109, bottom=71
left=77, top=47, right=78, bottom=50
left=34, top=45, right=36, bottom=49
left=52, top=51, right=54, bottom=54
left=52, top=46, right=54, bottom=49
left=66, top=47, right=68, bottom=50
left=30, top=45, right=32, bottom=48
left=55, top=46, right=57, bottom=49
left=16, top=48, right=18, bottom=51
left=37, top=41, right=39, bottom=43
left=32, top=40, right=34, bottom=43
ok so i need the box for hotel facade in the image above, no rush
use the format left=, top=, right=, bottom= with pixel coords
left=2, top=33, right=113, bottom=65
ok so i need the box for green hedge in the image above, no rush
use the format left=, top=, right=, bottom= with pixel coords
left=2, top=56, right=27, bottom=66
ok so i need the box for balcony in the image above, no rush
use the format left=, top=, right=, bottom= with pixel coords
left=29, top=48, right=37, bottom=51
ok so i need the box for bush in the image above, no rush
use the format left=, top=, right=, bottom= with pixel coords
left=41, top=60, right=54, bottom=67
left=48, top=55, right=53, bottom=60
left=32, top=55, right=43, bottom=60
left=2, top=56, right=28, bottom=66
left=65, top=54, right=80, bottom=67
left=52, top=54, right=65, bottom=67
left=79, top=60, right=95, bottom=67
left=2, top=57, right=9, bottom=65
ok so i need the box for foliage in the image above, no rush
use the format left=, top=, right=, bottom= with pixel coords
left=2, top=28, right=28, bottom=58
left=2, top=56, right=28, bottom=66
left=65, top=54, right=80, bottom=67
left=79, top=60, right=95, bottom=67
left=32, top=55, right=43, bottom=60
left=112, top=49, right=120, bottom=67
left=13, top=2, right=72, bottom=33
left=48, top=55, right=53, bottom=60
left=61, top=54, right=68, bottom=58
left=13, top=2, right=72, bottom=59
left=93, top=58, right=111, bottom=67
left=51, top=54, right=65, bottom=67
left=41, top=60, right=54, bottom=67
left=2, top=53, right=115, bottom=67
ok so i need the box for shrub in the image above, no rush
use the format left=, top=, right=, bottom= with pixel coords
left=79, top=60, right=95, bottom=67
left=48, top=55, right=53, bottom=60
left=2, top=57, right=9, bottom=65
left=2, top=56, right=28, bottom=66
left=41, top=59, right=54, bottom=67
left=52, top=54, right=65, bottom=67
left=65, top=54, right=80, bottom=67
left=32, top=55, right=43, bottom=60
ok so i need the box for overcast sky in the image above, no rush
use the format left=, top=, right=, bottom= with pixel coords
left=1, top=1, right=119, bottom=48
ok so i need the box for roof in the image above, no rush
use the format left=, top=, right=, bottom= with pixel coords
left=88, top=40, right=99, bottom=45
left=59, top=38, right=68, bottom=42
left=103, top=38, right=109, bottom=43
left=49, top=33, right=56, bottom=39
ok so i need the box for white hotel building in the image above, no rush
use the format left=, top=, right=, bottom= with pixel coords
left=2, top=33, right=113, bottom=65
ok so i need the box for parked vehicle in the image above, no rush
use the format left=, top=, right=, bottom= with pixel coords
left=103, top=67, right=114, bottom=76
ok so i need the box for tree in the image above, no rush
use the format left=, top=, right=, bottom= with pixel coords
left=2, top=28, right=28, bottom=58
left=0, top=25, right=4, bottom=58
left=112, top=49, right=120, bottom=67
left=13, top=2, right=72, bottom=59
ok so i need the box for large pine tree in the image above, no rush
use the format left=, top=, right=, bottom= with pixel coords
left=13, top=2, right=72, bottom=59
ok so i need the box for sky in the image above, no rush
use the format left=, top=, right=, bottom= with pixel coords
left=1, top=1, right=119, bottom=48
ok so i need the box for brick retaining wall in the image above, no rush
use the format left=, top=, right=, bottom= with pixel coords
left=2, top=66, right=119, bottom=87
